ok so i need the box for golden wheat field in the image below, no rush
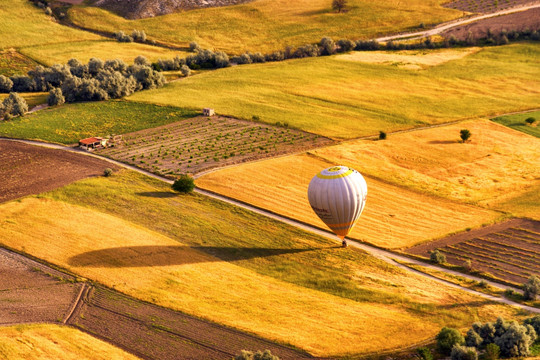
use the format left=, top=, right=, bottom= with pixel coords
left=0, top=191, right=516, bottom=357
left=0, top=324, right=140, bottom=360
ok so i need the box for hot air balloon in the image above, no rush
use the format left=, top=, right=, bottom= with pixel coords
left=307, top=166, right=367, bottom=246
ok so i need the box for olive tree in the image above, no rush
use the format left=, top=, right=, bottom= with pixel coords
left=47, top=87, right=65, bottom=106
left=437, top=327, right=465, bottom=355
left=0, top=75, right=13, bottom=92
left=523, top=275, right=540, bottom=300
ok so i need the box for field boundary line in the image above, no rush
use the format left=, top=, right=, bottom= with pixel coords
left=63, top=283, right=90, bottom=325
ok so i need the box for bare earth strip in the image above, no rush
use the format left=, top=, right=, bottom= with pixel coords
left=0, top=248, right=311, bottom=359
left=406, top=219, right=540, bottom=284
left=0, top=139, right=118, bottom=204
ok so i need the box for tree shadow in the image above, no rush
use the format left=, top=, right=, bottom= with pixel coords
left=68, top=246, right=322, bottom=267
left=136, top=192, right=178, bottom=198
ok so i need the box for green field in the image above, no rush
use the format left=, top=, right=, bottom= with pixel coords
left=19, top=40, right=187, bottom=67
left=0, top=101, right=197, bottom=144
left=0, top=0, right=100, bottom=50
left=492, top=110, right=540, bottom=138
left=129, top=43, right=540, bottom=139
left=67, top=0, right=459, bottom=54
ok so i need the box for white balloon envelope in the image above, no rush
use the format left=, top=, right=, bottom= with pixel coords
left=307, top=166, right=367, bottom=240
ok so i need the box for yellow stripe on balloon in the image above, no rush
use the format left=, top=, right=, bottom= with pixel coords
left=316, top=169, right=354, bottom=180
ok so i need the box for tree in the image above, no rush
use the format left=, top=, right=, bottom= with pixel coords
left=460, top=129, right=472, bottom=143
left=332, top=0, right=348, bottom=13
left=416, top=347, right=433, bottom=360
left=494, top=321, right=536, bottom=358
left=47, top=87, right=65, bottom=106
left=319, top=37, right=336, bottom=56
left=465, top=328, right=482, bottom=348
left=172, top=174, right=195, bottom=193
left=379, top=131, right=387, bottom=140
left=0, top=75, right=13, bottom=92
left=103, top=168, right=113, bottom=177
left=523, top=275, right=540, bottom=300
left=525, top=117, right=536, bottom=125
left=180, top=65, right=191, bottom=77
left=134, top=55, right=150, bottom=66
left=484, top=343, right=500, bottom=360
left=430, top=249, right=446, bottom=264
left=437, top=327, right=465, bottom=355
left=450, top=345, right=478, bottom=360
left=2, top=92, right=28, bottom=118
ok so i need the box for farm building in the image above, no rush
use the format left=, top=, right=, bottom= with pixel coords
left=203, top=108, right=215, bottom=116
left=79, top=137, right=107, bottom=150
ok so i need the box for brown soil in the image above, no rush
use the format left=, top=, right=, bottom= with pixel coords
left=442, top=7, right=540, bottom=40
left=0, top=247, right=312, bottom=359
left=97, top=116, right=333, bottom=178
left=0, top=248, right=81, bottom=326
left=0, top=140, right=118, bottom=204
left=406, top=219, right=540, bottom=284
left=444, top=0, right=537, bottom=14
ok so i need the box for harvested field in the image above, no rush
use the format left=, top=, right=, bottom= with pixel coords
left=0, top=324, right=140, bottom=360
left=0, top=140, right=117, bottom=204
left=444, top=0, right=536, bottom=14
left=442, top=7, right=540, bottom=40
left=0, top=247, right=81, bottom=326
left=97, top=115, right=331, bottom=176
left=406, top=219, right=540, bottom=284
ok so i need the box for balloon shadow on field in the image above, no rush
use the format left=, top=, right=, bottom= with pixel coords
left=427, top=140, right=458, bottom=145
left=68, top=245, right=323, bottom=268
left=136, top=192, right=178, bottom=198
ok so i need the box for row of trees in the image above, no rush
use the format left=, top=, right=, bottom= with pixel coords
left=0, top=57, right=164, bottom=103
left=114, top=30, right=148, bottom=43
left=433, top=316, right=539, bottom=360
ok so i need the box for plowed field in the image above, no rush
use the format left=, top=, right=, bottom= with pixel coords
left=0, top=140, right=117, bottom=204
left=407, top=219, right=540, bottom=284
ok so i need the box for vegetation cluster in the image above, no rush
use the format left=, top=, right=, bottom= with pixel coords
left=0, top=92, right=28, bottom=120
left=0, top=56, right=164, bottom=114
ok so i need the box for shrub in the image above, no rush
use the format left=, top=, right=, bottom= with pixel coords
left=1, top=92, right=28, bottom=118
left=103, top=168, right=113, bottom=177
left=180, top=65, right=191, bottom=77
left=465, top=328, right=482, bottom=348
left=525, top=117, right=536, bottom=125
left=463, top=259, right=472, bottom=271
left=10, top=75, right=35, bottom=92
left=416, top=347, right=433, bottom=360
left=336, top=39, right=356, bottom=52
left=114, top=31, right=133, bottom=43
left=437, top=327, right=465, bottom=355
left=319, top=37, right=336, bottom=56
left=524, top=316, right=540, bottom=335
left=0, top=75, right=13, bottom=93
left=131, top=30, right=147, bottom=43
left=44, top=6, right=52, bottom=15
left=485, top=343, right=500, bottom=360
left=378, top=131, right=387, bottom=140
left=523, top=275, right=540, bottom=300
left=430, top=249, right=446, bottom=264
left=494, top=321, right=536, bottom=358
left=134, top=55, right=150, bottom=66
left=332, top=0, right=347, bottom=13
left=234, top=350, right=279, bottom=360
left=293, top=44, right=320, bottom=58
left=451, top=345, right=477, bottom=360
left=460, top=129, right=472, bottom=143
left=172, top=174, right=195, bottom=193
left=189, top=42, right=201, bottom=52
left=47, top=87, right=65, bottom=106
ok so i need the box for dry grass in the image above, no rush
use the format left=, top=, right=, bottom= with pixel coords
left=197, top=153, right=500, bottom=249
left=0, top=173, right=519, bottom=357
left=0, top=324, right=139, bottom=360
left=19, top=40, right=186, bottom=67
left=308, top=119, right=540, bottom=205
left=68, top=0, right=459, bottom=54
left=336, top=47, right=481, bottom=70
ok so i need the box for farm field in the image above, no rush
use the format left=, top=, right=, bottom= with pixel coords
left=0, top=140, right=117, bottom=204
left=0, top=49, right=38, bottom=76
left=492, top=110, right=540, bottom=138
left=407, top=219, right=540, bottom=285
left=0, top=0, right=100, bottom=50
left=67, top=0, right=460, bottom=54
left=19, top=40, right=186, bottom=67
left=444, top=0, right=535, bottom=13
left=0, top=171, right=520, bottom=356
left=0, top=101, right=197, bottom=144
left=0, top=92, right=48, bottom=109
left=0, top=324, right=140, bottom=360
left=97, top=115, right=331, bottom=176
left=196, top=153, right=501, bottom=249
left=129, top=44, right=540, bottom=139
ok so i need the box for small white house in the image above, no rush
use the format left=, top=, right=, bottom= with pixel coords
left=79, top=137, right=107, bottom=150
left=203, top=108, right=215, bottom=116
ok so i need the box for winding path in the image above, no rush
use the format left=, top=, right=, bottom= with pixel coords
left=2, top=137, right=538, bottom=315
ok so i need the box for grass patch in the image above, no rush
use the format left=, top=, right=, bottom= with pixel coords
left=0, top=0, right=100, bottom=50
left=0, top=324, right=140, bottom=360
left=129, top=44, right=540, bottom=139
left=492, top=110, right=540, bottom=138
left=19, top=40, right=187, bottom=67
left=0, top=49, right=39, bottom=76
left=67, top=0, right=459, bottom=54
left=0, top=170, right=520, bottom=356
left=0, top=101, right=198, bottom=144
